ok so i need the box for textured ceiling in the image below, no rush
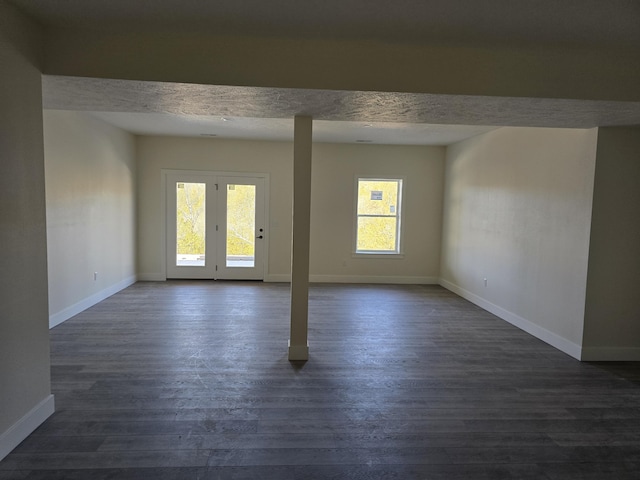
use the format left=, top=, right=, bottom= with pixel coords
left=43, top=76, right=640, bottom=127
left=11, top=0, right=640, bottom=48
left=43, top=75, right=640, bottom=145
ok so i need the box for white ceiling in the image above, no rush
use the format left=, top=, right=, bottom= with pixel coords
left=26, top=1, right=640, bottom=145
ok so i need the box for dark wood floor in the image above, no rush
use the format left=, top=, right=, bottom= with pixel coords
left=1, top=282, right=640, bottom=479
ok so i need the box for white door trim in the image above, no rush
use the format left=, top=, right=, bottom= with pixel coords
left=161, top=169, right=270, bottom=281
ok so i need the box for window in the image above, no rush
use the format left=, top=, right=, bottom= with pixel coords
left=355, top=178, right=403, bottom=254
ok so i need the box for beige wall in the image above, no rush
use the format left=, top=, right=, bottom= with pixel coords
left=0, top=1, right=53, bottom=459
left=137, top=136, right=443, bottom=282
left=44, top=110, right=137, bottom=327
left=440, top=127, right=598, bottom=358
left=136, top=136, right=294, bottom=280
left=582, top=127, right=640, bottom=360
left=43, top=30, right=640, bottom=102
left=310, top=143, right=444, bottom=282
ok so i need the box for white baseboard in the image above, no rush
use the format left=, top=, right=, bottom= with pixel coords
left=310, top=275, right=439, bottom=284
left=0, top=394, right=54, bottom=462
left=265, top=274, right=438, bottom=284
left=264, top=274, right=291, bottom=283
left=137, top=273, right=166, bottom=281
left=439, top=278, right=583, bottom=360
left=581, top=347, right=640, bottom=361
left=49, top=275, right=137, bottom=328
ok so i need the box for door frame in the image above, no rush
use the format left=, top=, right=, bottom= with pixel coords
left=165, top=172, right=217, bottom=279
left=161, top=169, right=270, bottom=281
left=216, top=176, right=266, bottom=280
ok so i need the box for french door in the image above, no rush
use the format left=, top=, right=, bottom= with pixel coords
left=165, top=171, right=266, bottom=280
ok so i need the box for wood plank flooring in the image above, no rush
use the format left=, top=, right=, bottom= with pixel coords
left=1, top=281, right=640, bottom=479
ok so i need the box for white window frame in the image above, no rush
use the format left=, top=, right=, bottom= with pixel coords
left=353, top=176, right=404, bottom=257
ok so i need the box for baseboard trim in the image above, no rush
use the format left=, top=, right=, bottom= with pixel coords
left=49, top=275, right=137, bottom=328
left=264, top=274, right=291, bottom=283
left=581, top=347, right=640, bottom=361
left=0, top=394, right=55, bottom=462
left=137, top=273, right=166, bottom=281
left=439, top=278, right=582, bottom=360
left=310, top=275, right=439, bottom=284
left=265, top=274, right=439, bottom=284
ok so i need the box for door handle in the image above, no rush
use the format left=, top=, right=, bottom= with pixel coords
left=256, top=235, right=264, bottom=239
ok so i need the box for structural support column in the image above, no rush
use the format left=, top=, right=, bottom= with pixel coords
left=289, top=116, right=313, bottom=361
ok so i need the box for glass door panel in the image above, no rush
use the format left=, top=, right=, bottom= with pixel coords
left=165, top=171, right=265, bottom=280
left=225, top=184, right=256, bottom=268
left=217, top=177, right=265, bottom=280
left=176, top=182, right=206, bottom=267
left=166, top=173, right=216, bottom=279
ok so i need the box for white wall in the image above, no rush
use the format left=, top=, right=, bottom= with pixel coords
left=0, top=1, right=53, bottom=461
left=582, top=127, right=640, bottom=360
left=440, top=127, right=598, bottom=358
left=310, top=143, right=444, bottom=283
left=44, top=110, right=137, bottom=327
left=137, top=136, right=444, bottom=283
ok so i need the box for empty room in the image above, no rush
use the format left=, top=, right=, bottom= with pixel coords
left=2, top=1, right=640, bottom=478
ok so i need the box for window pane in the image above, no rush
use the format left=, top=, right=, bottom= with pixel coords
left=226, top=184, right=256, bottom=268
left=357, top=216, right=397, bottom=251
left=357, top=180, right=399, bottom=216
left=176, top=182, right=206, bottom=266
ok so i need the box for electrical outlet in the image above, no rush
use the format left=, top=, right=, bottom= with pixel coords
left=94, top=272, right=98, bottom=281
left=483, top=277, right=488, bottom=287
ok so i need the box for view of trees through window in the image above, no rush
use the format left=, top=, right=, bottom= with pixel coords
left=176, top=178, right=400, bottom=264
left=176, top=182, right=206, bottom=261
left=175, top=182, right=256, bottom=266
left=356, top=178, right=402, bottom=253
left=226, top=184, right=256, bottom=264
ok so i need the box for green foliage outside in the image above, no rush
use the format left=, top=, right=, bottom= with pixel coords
left=226, top=185, right=255, bottom=257
left=356, top=180, right=401, bottom=252
left=176, top=178, right=399, bottom=257
left=357, top=217, right=397, bottom=251
left=176, top=183, right=206, bottom=256
left=175, top=182, right=256, bottom=258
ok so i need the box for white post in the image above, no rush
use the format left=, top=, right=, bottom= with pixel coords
left=289, top=116, right=313, bottom=361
